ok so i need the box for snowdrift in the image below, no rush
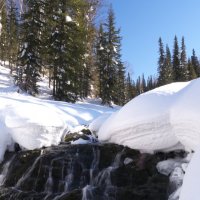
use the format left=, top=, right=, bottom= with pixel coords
left=179, top=148, right=200, bottom=200
left=0, top=65, right=117, bottom=162
left=98, top=79, right=200, bottom=152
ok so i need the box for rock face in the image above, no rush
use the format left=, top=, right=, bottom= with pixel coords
left=0, top=143, right=170, bottom=200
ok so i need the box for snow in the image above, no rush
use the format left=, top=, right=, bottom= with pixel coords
left=66, top=16, right=72, bottom=22
left=89, top=112, right=113, bottom=134
left=179, top=148, right=200, bottom=200
left=0, top=65, right=117, bottom=161
left=157, top=155, right=191, bottom=200
left=71, top=138, right=91, bottom=145
left=97, top=80, right=200, bottom=152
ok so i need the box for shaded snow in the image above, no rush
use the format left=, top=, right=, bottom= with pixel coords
left=0, top=65, right=117, bottom=161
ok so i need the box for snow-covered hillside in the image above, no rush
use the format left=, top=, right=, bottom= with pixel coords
left=0, top=65, right=117, bottom=161
left=97, top=79, right=200, bottom=152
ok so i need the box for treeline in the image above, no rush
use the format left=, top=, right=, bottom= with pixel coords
left=134, top=36, right=200, bottom=97
left=0, top=0, right=138, bottom=106
left=157, top=36, right=199, bottom=86
left=0, top=1, right=199, bottom=106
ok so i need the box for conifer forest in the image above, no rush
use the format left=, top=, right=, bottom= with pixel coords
left=0, top=0, right=200, bottom=106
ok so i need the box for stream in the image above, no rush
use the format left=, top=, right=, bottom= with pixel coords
left=0, top=142, right=185, bottom=200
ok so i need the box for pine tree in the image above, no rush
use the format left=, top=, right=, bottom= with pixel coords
left=191, top=49, right=200, bottom=77
left=180, top=37, right=188, bottom=81
left=17, top=0, right=44, bottom=94
left=172, top=36, right=181, bottom=81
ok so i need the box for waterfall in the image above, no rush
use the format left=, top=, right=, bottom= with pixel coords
left=15, top=156, right=41, bottom=188
left=81, top=148, right=124, bottom=200
left=0, top=155, right=16, bottom=186
left=0, top=144, right=171, bottom=200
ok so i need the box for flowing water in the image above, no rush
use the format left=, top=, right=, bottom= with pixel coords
left=0, top=143, right=170, bottom=200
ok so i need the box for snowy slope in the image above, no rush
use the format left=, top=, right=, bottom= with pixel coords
left=98, top=79, right=200, bottom=152
left=0, top=65, right=117, bottom=161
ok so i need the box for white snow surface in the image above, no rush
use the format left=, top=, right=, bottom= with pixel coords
left=98, top=79, right=200, bottom=152
left=89, top=112, right=113, bottom=134
left=0, top=65, right=117, bottom=161
left=179, top=149, right=200, bottom=200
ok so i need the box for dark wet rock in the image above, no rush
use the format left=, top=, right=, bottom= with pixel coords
left=0, top=143, right=175, bottom=200
left=64, top=128, right=97, bottom=144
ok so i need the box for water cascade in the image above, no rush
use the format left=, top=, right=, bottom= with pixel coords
left=0, top=143, right=175, bottom=200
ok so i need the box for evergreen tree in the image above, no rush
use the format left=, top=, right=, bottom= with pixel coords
left=146, top=75, right=154, bottom=91
left=96, top=23, right=107, bottom=100
left=141, top=74, right=146, bottom=92
left=172, top=36, right=181, bottom=81
left=16, top=0, right=44, bottom=94
left=187, top=58, right=197, bottom=80
left=44, top=0, right=90, bottom=102
left=0, top=2, right=9, bottom=65
left=136, top=76, right=141, bottom=95
left=164, top=45, right=174, bottom=83
left=96, top=7, right=124, bottom=105
left=191, top=49, right=200, bottom=77
left=180, top=37, right=188, bottom=81
left=79, top=0, right=100, bottom=98
left=7, top=0, right=19, bottom=73
left=157, top=37, right=165, bottom=86
left=125, top=73, right=136, bottom=102
left=115, top=61, right=126, bottom=105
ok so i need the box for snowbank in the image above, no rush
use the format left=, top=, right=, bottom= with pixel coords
left=97, top=80, right=200, bottom=151
left=89, top=112, right=113, bottom=134
left=179, top=149, right=199, bottom=200
left=0, top=65, right=117, bottom=162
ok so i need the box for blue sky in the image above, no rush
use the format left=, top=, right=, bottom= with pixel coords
left=106, top=0, right=200, bottom=79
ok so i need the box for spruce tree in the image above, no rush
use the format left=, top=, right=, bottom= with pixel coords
left=97, top=7, right=123, bottom=105
left=125, top=73, right=136, bottom=102
left=115, top=61, right=126, bottom=105
left=172, top=36, right=181, bottom=81
left=44, top=0, right=89, bottom=102
left=157, top=37, right=165, bottom=86
left=7, top=0, right=19, bottom=73
left=0, top=2, right=9, bottom=65
left=187, top=58, right=197, bottom=80
left=17, top=0, right=44, bottom=94
left=96, top=24, right=107, bottom=100
left=180, top=37, right=188, bottom=81
left=164, top=45, right=173, bottom=84
left=191, top=49, right=200, bottom=77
